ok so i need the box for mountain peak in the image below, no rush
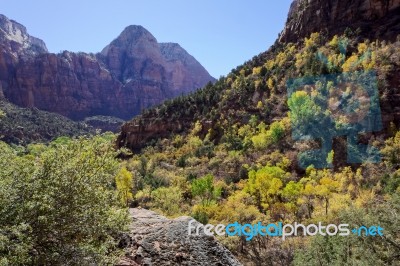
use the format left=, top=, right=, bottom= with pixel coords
left=100, top=25, right=158, bottom=57
left=122, top=24, right=149, bottom=33
left=117, top=24, right=156, bottom=43
left=98, top=25, right=214, bottom=93
left=0, top=14, right=47, bottom=55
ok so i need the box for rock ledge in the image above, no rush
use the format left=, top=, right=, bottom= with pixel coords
left=118, top=208, right=242, bottom=266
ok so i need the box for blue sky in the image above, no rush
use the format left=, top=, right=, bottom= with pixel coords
left=2, top=0, right=293, bottom=77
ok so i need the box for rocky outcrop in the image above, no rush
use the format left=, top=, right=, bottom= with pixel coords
left=117, top=117, right=187, bottom=150
left=280, top=0, right=400, bottom=43
left=0, top=15, right=215, bottom=121
left=118, top=208, right=242, bottom=266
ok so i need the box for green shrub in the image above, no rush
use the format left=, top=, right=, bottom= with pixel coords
left=0, top=136, right=129, bottom=265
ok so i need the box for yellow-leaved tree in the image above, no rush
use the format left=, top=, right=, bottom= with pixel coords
left=115, top=166, right=134, bottom=206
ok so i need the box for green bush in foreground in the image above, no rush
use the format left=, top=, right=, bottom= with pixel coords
left=0, top=135, right=129, bottom=266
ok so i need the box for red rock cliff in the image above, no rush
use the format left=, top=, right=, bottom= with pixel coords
left=0, top=16, right=215, bottom=120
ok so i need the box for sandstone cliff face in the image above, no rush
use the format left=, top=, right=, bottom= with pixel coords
left=118, top=208, right=242, bottom=266
left=160, top=42, right=215, bottom=95
left=280, top=0, right=400, bottom=43
left=0, top=15, right=215, bottom=120
left=0, top=14, right=48, bottom=99
left=8, top=52, right=123, bottom=120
